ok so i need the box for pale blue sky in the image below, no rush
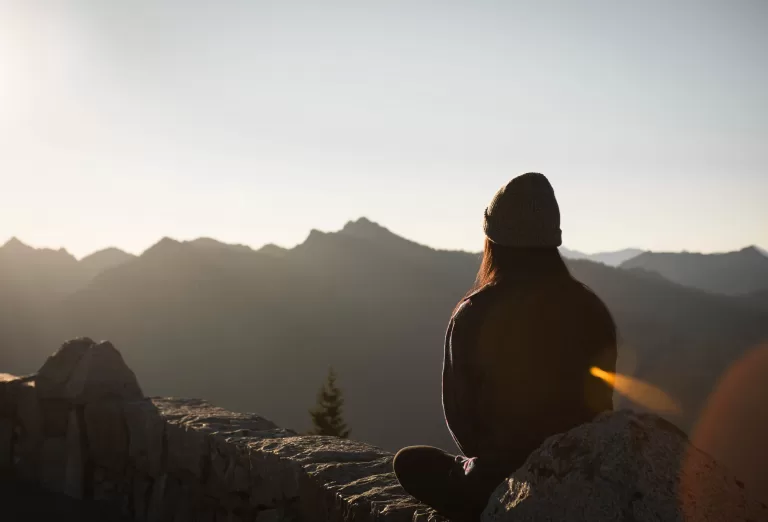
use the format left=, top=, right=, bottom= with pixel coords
left=0, top=0, right=766, bottom=258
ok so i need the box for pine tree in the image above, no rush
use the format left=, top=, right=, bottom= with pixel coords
left=309, top=366, right=350, bottom=438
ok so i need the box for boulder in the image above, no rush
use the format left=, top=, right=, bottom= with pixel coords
left=482, top=410, right=768, bottom=522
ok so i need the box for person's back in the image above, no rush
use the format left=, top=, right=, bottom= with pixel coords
left=444, top=271, right=616, bottom=468
left=393, top=173, right=618, bottom=521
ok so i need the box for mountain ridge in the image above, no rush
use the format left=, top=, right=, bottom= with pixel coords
left=621, top=246, right=768, bottom=295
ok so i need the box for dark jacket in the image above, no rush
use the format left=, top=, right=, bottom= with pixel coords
left=442, top=277, right=617, bottom=467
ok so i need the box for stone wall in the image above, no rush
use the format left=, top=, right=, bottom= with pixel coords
left=0, top=338, right=439, bottom=522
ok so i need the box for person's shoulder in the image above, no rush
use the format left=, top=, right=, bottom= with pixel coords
left=568, top=278, right=615, bottom=327
left=452, top=283, right=503, bottom=322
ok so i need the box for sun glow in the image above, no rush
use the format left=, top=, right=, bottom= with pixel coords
left=590, top=366, right=681, bottom=414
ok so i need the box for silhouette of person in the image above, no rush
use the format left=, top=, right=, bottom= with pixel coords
left=393, top=173, right=618, bottom=521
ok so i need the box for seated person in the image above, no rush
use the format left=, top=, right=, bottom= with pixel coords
left=393, top=173, right=617, bottom=521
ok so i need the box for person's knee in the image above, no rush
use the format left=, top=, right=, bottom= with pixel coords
left=393, top=446, right=420, bottom=477
left=393, top=445, right=452, bottom=478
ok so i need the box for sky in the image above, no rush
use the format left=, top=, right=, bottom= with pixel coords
left=0, top=0, right=766, bottom=259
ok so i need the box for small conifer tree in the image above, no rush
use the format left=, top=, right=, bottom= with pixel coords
left=309, top=366, right=350, bottom=438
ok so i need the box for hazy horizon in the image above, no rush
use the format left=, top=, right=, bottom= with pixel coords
left=1, top=216, right=766, bottom=261
left=2, top=1, right=766, bottom=258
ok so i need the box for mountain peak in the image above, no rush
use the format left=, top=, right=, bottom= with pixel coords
left=2, top=236, right=32, bottom=251
left=188, top=237, right=253, bottom=252
left=141, top=237, right=185, bottom=258
left=257, top=243, right=288, bottom=257
left=741, top=245, right=765, bottom=257
left=340, top=218, right=395, bottom=240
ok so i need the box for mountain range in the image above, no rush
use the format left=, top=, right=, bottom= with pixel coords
left=621, top=247, right=768, bottom=296
left=559, top=246, right=644, bottom=267
left=1, top=220, right=767, bottom=498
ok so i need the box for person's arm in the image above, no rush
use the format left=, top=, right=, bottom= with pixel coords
left=584, top=293, right=618, bottom=414
left=442, top=300, right=485, bottom=457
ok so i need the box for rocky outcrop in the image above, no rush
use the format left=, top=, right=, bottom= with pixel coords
left=483, top=410, right=768, bottom=522
left=0, top=339, right=439, bottom=522
left=2, top=339, right=765, bottom=522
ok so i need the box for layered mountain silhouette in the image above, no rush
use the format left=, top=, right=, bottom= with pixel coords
left=559, top=247, right=643, bottom=267
left=80, top=248, right=136, bottom=280
left=1, top=220, right=766, bottom=491
left=621, top=246, right=768, bottom=295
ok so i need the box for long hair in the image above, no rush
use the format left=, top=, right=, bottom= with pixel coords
left=456, top=239, right=572, bottom=312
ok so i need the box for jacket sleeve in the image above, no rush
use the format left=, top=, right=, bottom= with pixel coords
left=442, top=300, right=485, bottom=457
left=583, top=291, right=619, bottom=414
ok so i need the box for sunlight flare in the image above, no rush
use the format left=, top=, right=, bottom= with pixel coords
left=590, top=366, right=681, bottom=414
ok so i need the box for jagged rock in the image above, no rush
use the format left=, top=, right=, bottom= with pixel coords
left=482, top=410, right=768, bottom=522
left=123, top=399, right=166, bottom=477
left=0, top=373, right=19, bottom=416
left=64, top=341, right=144, bottom=403
left=15, top=380, right=43, bottom=442
left=84, top=400, right=129, bottom=471
left=64, top=409, right=84, bottom=498
left=36, top=338, right=94, bottom=399
left=39, top=436, right=68, bottom=493
left=6, top=345, right=441, bottom=522
left=39, top=398, right=71, bottom=436
left=0, top=418, right=12, bottom=471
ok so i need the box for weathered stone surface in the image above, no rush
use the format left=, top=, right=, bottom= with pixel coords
left=39, top=436, right=68, bottom=493
left=300, top=457, right=414, bottom=522
left=39, top=398, right=71, bottom=436
left=483, top=410, right=768, bottom=522
left=0, top=372, right=21, bottom=416
left=16, top=380, right=43, bottom=441
left=85, top=400, right=129, bottom=471
left=133, top=472, right=152, bottom=522
left=65, top=341, right=144, bottom=403
left=254, top=509, right=279, bottom=522
left=36, top=337, right=93, bottom=399
left=154, top=397, right=282, bottom=483
left=6, top=342, right=443, bottom=522
left=245, top=433, right=422, bottom=522
left=147, top=473, right=168, bottom=522
left=0, top=418, right=12, bottom=472
left=124, top=399, right=166, bottom=476
left=64, top=408, right=85, bottom=498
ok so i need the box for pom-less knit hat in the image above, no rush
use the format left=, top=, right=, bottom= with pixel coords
left=483, top=172, right=562, bottom=247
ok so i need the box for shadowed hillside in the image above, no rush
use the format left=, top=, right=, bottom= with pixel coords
left=621, top=246, right=768, bottom=295
left=1, top=220, right=767, bottom=470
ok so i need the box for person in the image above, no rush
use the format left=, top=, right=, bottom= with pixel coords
left=393, top=172, right=617, bottom=521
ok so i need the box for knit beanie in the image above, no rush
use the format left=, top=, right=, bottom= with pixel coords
left=483, top=172, right=562, bottom=247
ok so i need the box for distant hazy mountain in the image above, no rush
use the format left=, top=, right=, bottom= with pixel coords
left=0, top=237, right=82, bottom=297
left=559, top=247, right=643, bottom=267
left=188, top=237, right=255, bottom=253
left=621, top=246, right=768, bottom=295
left=257, top=244, right=289, bottom=257
left=79, top=248, right=136, bottom=280
left=1, top=220, right=766, bottom=499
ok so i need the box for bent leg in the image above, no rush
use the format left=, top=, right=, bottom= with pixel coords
left=393, top=446, right=482, bottom=521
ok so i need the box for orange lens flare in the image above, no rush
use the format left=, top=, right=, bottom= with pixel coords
left=590, top=366, right=681, bottom=414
